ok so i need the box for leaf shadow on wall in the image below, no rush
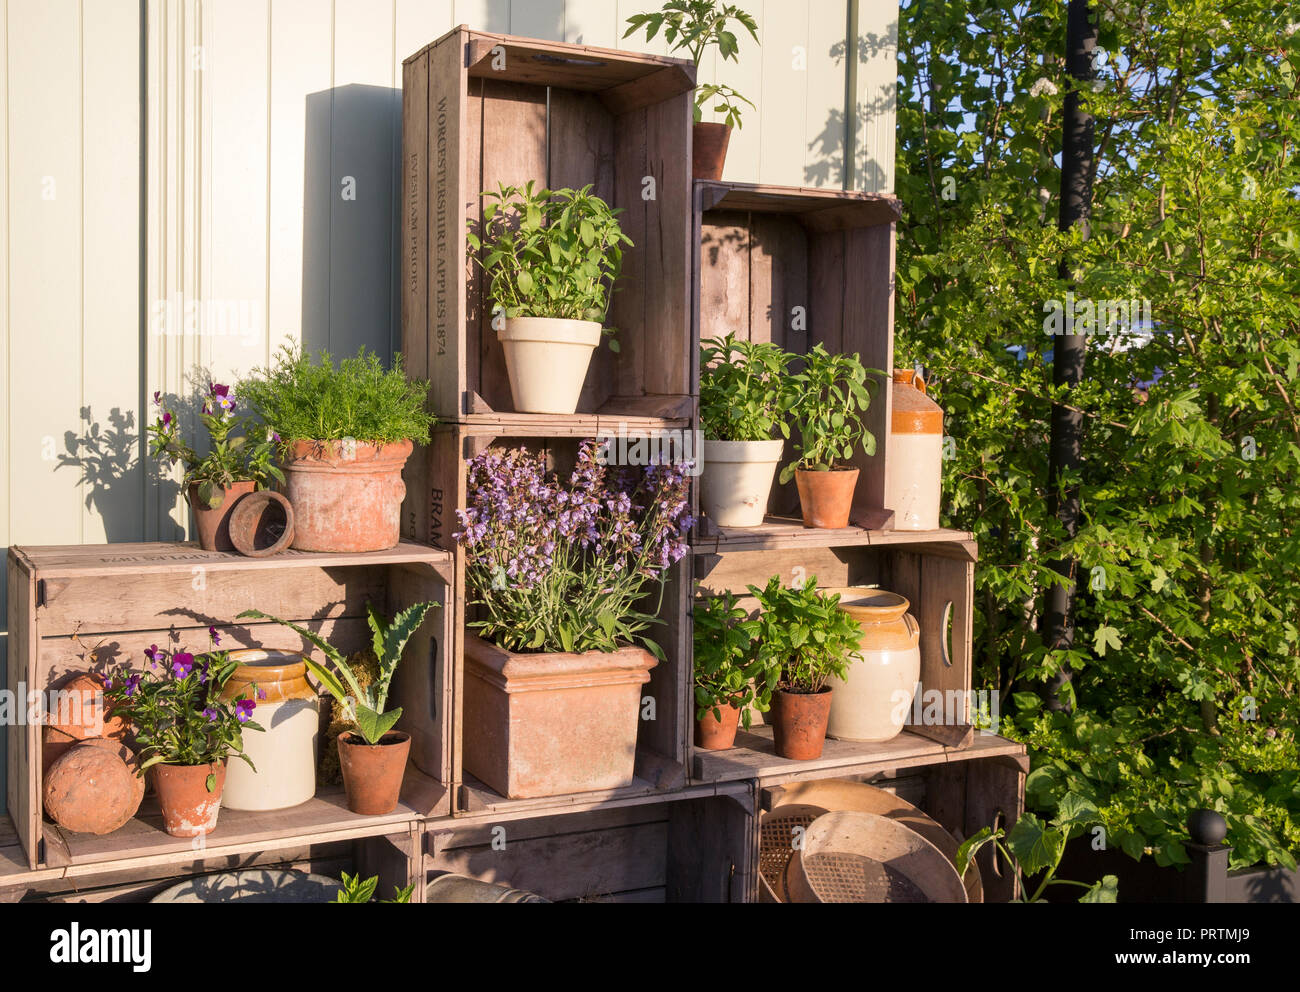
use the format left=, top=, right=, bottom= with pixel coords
left=805, top=30, right=897, bottom=191
left=303, top=84, right=403, bottom=365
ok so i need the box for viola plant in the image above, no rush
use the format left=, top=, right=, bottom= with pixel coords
left=102, top=632, right=263, bottom=790
left=455, top=442, right=694, bottom=658
left=778, top=345, right=877, bottom=484
left=149, top=382, right=282, bottom=509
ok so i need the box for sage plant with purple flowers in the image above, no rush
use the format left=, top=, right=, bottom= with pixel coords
left=103, top=628, right=263, bottom=780
left=456, top=441, right=693, bottom=657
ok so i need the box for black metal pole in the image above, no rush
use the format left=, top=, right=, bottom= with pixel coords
left=1044, top=0, right=1096, bottom=710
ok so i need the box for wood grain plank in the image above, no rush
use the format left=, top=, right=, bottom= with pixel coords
left=699, top=212, right=750, bottom=345
left=611, top=105, right=649, bottom=398
left=6, top=555, right=38, bottom=867
left=844, top=223, right=895, bottom=521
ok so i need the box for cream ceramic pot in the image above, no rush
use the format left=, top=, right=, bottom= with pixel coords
left=499, top=317, right=602, bottom=415
left=700, top=438, right=784, bottom=527
left=823, top=589, right=921, bottom=743
left=884, top=370, right=944, bottom=530
left=220, top=650, right=319, bottom=811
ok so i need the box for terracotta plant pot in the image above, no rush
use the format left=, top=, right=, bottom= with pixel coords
left=795, top=467, right=860, bottom=529
left=281, top=439, right=412, bottom=552
left=336, top=730, right=410, bottom=815
left=695, top=699, right=742, bottom=751
left=228, top=489, right=295, bottom=558
left=463, top=634, right=657, bottom=799
left=189, top=480, right=256, bottom=551
left=43, top=738, right=145, bottom=835
left=770, top=687, right=833, bottom=760
left=693, top=121, right=732, bottom=181
left=151, top=760, right=227, bottom=838
left=42, top=671, right=129, bottom=772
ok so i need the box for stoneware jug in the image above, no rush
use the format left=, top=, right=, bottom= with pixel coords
left=884, top=370, right=944, bottom=530
left=823, top=588, right=921, bottom=742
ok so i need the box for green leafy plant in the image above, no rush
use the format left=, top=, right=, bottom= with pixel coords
left=466, top=182, right=633, bottom=351
left=957, top=794, right=1118, bottom=903
left=334, top=871, right=414, bottom=904
left=699, top=333, right=793, bottom=441
left=778, top=344, right=876, bottom=484
left=623, top=1, right=760, bottom=127
left=237, top=601, right=439, bottom=745
left=102, top=631, right=263, bottom=784
left=693, top=592, right=765, bottom=725
left=749, top=576, right=860, bottom=695
left=236, top=342, right=434, bottom=446
left=150, top=382, right=282, bottom=509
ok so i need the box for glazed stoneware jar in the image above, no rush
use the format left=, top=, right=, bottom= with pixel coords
left=884, top=370, right=944, bottom=530
left=220, top=650, right=319, bottom=811
left=823, top=589, right=921, bottom=743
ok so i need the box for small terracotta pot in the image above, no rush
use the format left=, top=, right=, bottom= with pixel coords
left=693, top=121, right=732, bottom=180
left=336, top=730, right=410, bottom=815
left=228, top=489, right=296, bottom=558
left=695, top=699, right=742, bottom=751
left=795, top=467, right=860, bottom=529
left=189, top=480, right=256, bottom=551
left=151, top=760, right=227, bottom=838
left=282, top=439, right=412, bottom=553
left=771, top=687, right=833, bottom=760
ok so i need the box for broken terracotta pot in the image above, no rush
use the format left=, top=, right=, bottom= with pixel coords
left=42, top=672, right=129, bottom=771
left=463, top=634, right=657, bottom=799
left=189, top=480, right=256, bottom=551
left=281, top=439, right=411, bottom=552
left=228, top=489, right=295, bottom=558
left=43, top=738, right=144, bottom=835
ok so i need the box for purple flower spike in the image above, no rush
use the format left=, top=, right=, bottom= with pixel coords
left=171, top=652, right=194, bottom=678
left=235, top=698, right=256, bottom=723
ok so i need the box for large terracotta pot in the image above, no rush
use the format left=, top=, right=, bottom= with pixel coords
left=695, top=698, right=742, bottom=751
left=700, top=438, right=783, bottom=527
left=770, top=687, right=833, bottom=760
left=336, top=730, right=410, bottom=815
left=498, top=317, right=601, bottom=415
left=151, top=760, right=227, bottom=838
left=795, top=467, right=859, bottom=529
left=220, top=650, right=319, bottom=811
left=281, top=439, right=411, bottom=552
left=463, top=634, right=657, bottom=799
left=43, top=738, right=144, bottom=835
left=822, top=589, right=921, bottom=742
left=884, top=370, right=944, bottom=530
left=189, top=480, right=256, bottom=551
left=42, top=671, right=129, bottom=771
left=693, top=121, right=732, bottom=180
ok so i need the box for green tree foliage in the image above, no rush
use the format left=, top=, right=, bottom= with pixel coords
left=897, top=0, right=1300, bottom=870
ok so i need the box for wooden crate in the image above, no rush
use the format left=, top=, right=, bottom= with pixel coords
left=5, top=542, right=454, bottom=870
left=400, top=26, right=696, bottom=425
left=423, top=785, right=755, bottom=903
left=411, top=425, right=693, bottom=816
left=691, top=536, right=978, bottom=783
left=694, top=180, right=902, bottom=525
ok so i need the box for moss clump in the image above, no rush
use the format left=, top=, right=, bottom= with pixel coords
left=317, top=650, right=382, bottom=787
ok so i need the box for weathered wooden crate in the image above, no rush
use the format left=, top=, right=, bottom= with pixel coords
left=410, top=425, right=693, bottom=816
left=691, top=536, right=978, bottom=783
left=5, top=543, right=453, bottom=870
left=416, top=786, right=755, bottom=903
left=400, top=26, right=696, bottom=425
left=694, top=180, right=902, bottom=526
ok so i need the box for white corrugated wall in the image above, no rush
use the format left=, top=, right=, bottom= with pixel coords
left=0, top=0, right=897, bottom=810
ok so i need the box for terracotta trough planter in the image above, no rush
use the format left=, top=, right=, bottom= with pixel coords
left=189, top=480, right=256, bottom=551
left=151, top=760, right=227, bottom=838
left=463, top=634, right=657, bottom=799
left=771, top=687, right=833, bottom=760
left=337, top=730, right=410, bottom=815
left=281, top=439, right=411, bottom=552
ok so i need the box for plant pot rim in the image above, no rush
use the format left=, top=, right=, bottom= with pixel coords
left=153, top=758, right=228, bottom=769
left=283, top=438, right=413, bottom=458
left=498, top=316, right=603, bottom=346
left=795, top=465, right=861, bottom=474
left=777, top=685, right=834, bottom=696
left=337, top=730, right=411, bottom=749
left=464, top=632, right=658, bottom=690
left=703, top=437, right=785, bottom=450
left=818, top=586, right=911, bottom=622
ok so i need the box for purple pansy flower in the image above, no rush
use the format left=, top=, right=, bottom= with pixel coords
left=208, top=625, right=221, bottom=646
left=153, top=390, right=161, bottom=405
left=256, top=687, right=267, bottom=701
left=171, top=651, right=194, bottom=678
left=144, top=643, right=161, bottom=669
left=202, top=707, right=219, bottom=722
left=161, top=410, right=173, bottom=429
left=235, top=698, right=256, bottom=723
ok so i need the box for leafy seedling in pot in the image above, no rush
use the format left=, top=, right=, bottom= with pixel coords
left=238, top=601, right=438, bottom=744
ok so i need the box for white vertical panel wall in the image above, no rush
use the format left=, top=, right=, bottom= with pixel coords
left=0, top=0, right=896, bottom=810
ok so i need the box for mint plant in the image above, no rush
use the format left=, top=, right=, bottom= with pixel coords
left=623, top=1, right=760, bottom=128
left=238, top=601, right=439, bottom=745
left=694, top=592, right=765, bottom=725
left=779, top=344, right=877, bottom=484
left=467, top=182, right=633, bottom=351
left=334, top=871, right=414, bottom=904
left=699, top=333, right=793, bottom=441
left=749, top=576, right=860, bottom=695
